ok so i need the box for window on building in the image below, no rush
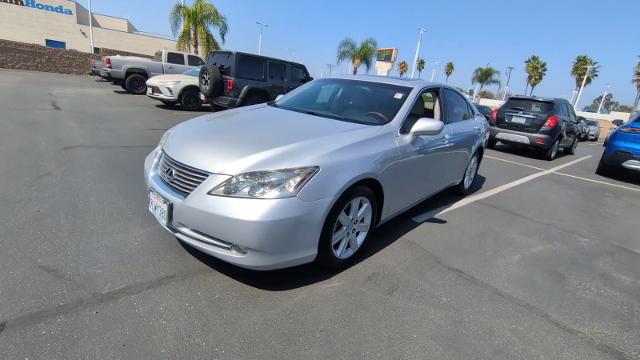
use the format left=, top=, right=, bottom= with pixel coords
left=93, top=47, right=101, bottom=54
left=166, top=52, right=185, bottom=65
left=187, top=55, right=204, bottom=66
left=45, top=39, right=66, bottom=49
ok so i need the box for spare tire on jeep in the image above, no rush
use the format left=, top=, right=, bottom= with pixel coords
left=199, top=64, right=224, bottom=99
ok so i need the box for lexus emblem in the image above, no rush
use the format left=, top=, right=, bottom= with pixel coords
left=165, top=168, right=175, bottom=182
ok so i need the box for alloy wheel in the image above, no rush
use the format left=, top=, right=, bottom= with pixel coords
left=331, top=196, right=372, bottom=260
left=463, top=154, right=479, bottom=190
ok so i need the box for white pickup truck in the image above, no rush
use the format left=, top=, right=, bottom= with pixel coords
left=103, top=50, right=205, bottom=94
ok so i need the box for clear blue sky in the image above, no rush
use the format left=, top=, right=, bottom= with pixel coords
left=80, top=0, right=639, bottom=107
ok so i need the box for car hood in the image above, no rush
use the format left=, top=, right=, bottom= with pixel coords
left=162, top=104, right=379, bottom=174
left=147, top=74, right=196, bottom=84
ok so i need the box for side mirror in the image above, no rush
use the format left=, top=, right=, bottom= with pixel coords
left=275, top=94, right=285, bottom=101
left=410, top=118, right=444, bottom=136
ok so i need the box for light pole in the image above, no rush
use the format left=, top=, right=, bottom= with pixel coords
left=569, top=90, right=578, bottom=105
left=410, top=27, right=426, bottom=79
left=573, top=64, right=596, bottom=110
left=430, top=61, right=439, bottom=82
left=256, top=21, right=268, bottom=55
left=88, top=0, right=95, bottom=53
left=597, top=84, right=611, bottom=114
left=502, top=66, right=514, bottom=100
left=326, top=64, right=335, bottom=76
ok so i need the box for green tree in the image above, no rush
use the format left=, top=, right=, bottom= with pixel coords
left=444, top=62, right=454, bottom=83
left=336, top=37, right=378, bottom=75
left=525, top=55, right=548, bottom=96
left=398, top=60, right=409, bottom=77
left=471, top=67, right=500, bottom=94
left=571, top=55, right=599, bottom=91
left=169, top=0, right=228, bottom=56
left=416, top=58, right=425, bottom=78
left=632, top=56, right=640, bottom=109
left=590, top=93, right=619, bottom=112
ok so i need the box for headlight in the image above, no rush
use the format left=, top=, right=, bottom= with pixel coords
left=208, top=167, right=319, bottom=199
left=158, top=128, right=173, bottom=149
left=158, top=81, right=180, bottom=86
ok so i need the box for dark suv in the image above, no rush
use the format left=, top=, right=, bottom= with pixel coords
left=198, top=51, right=312, bottom=110
left=488, top=96, right=579, bottom=160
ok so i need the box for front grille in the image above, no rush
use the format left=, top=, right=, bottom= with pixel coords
left=158, top=152, right=210, bottom=196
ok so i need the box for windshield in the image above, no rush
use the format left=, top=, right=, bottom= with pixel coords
left=272, top=79, right=411, bottom=125
left=183, top=68, right=200, bottom=77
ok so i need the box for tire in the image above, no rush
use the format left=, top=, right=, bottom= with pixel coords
left=120, top=82, right=127, bottom=90
left=180, top=87, right=201, bottom=111
left=596, top=157, right=613, bottom=176
left=487, top=139, right=497, bottom=149
left=242, top=93, right=268, bottom=106
left=564, top=136, right=578, bottom=155
left=544, top=138, right=560, bottom=161
left=125, top=73, right=147, bottom=95
left=456, top=152, right=480, bottom=195
left=199, top=64, right=223, bottom=98
left=316, top=186, right=378, bottom=270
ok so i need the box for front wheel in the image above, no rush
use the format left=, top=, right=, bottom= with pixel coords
left=596, top=158, right=613, bottom=176
left=456, top=152, right=480, bottom=195
left=316, top=186, right=377, bottom=270
left=125, top=74, right=147, bottom=95
left=180, top=88, right=201, bottom=111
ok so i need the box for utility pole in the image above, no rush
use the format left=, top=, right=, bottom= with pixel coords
left=573, top=64, right=596, bottom=110
left=410, top=27, right=426, bottom=79
left=88, top=0, right=95, bottom=53
left=502, top=66, right=514, bottom=100
left=430, top=62, right=439, bottom=82
left=256, top=21, right=268, bottom=55
left=326, top=64, right=335, bottom=76
left=597, top=84, right=611, bottom=114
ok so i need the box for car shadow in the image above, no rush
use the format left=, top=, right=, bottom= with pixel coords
left=596, top=168, right=640, bottom=186
left=182, top=175, right=487, bottom=291
left=113, top=90, right=130, bottom=95
left=154, top=104, right=208, bottom=113
left=491, top=143, right=570, bottom=160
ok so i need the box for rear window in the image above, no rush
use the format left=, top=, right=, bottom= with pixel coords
left=208, top=52, right=234, bottom=75
left=504, top=98, right=553, bottom=114
left=237, top=56, right=266, bottom=81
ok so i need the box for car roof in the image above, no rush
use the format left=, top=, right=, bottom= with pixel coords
left=209, top=50, right=307, bottom=68
left=327, top=74, right=450, bottom=89
left=507, top=95, right=567, bottom=103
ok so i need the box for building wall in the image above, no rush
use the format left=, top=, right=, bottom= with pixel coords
left=0, top=0, right=176, bottom=56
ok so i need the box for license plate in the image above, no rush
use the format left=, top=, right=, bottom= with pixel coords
left=149, top=190, right=171, bottom=225
left=510, top=116, right=527, bottom=124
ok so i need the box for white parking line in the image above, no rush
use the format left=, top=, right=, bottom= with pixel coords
left=412, top=156, right=591, bottom=223
left=484, top=155, right=544, bottom=171
left=552, top=172, right=640, bottom=193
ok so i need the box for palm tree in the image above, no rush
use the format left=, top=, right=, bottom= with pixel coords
left=169, top=0, right=228, bottom=56
left=336, top=37, right=378, bottom=75
left=633, top=56, right=640, bottom=109
left=398, top=61, right=409, bottom=77
left=444, top=62, right=454, bottom=83
left=471, top=67, right=500, bottom=94
left=570, top=55, right=599, bottom=91
left=416, top=58, right=425, bottom=78
left=525, top=55, right=548, bottom=96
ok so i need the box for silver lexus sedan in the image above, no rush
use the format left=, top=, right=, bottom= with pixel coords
left=144, top=75, right=488, bottom=270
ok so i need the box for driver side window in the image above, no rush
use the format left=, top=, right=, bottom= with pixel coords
left=401, top=89, right=442, bottom=134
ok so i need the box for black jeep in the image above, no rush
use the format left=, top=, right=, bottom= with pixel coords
left=198, top=51, right=312, bottom=110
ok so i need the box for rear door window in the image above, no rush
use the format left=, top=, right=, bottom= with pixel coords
left=237, top=56, right=266, bottom=81
left=188, top=55, right=204, bottom=66
left=166, top=52, right=185, bottom=65
left=504, top=99, right=553, bottom=114
left=443, top=89, right=474, bottom=124
left=268, top=62, right=286, bottom=81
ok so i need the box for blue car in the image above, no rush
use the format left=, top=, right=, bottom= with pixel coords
left=597, top=114, right=640, bottom=175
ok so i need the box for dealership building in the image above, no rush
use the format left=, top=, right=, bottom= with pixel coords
left=0, top=0, right=177, bottom=55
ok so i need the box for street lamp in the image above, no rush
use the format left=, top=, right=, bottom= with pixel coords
left=256, top=21, right=268, bottom=55
left=501, top=66, right=514, bottom=100
left=573, top=64, right=596, bottom=110
left=410, top=27, right=426, bottom=79
left=597, top=84, right=611, bottom=114
left=88, top=0, right=95, bottom=53
left=569, top=90, right=578, bottom=105
left=430, top=62, right=439, bottom=82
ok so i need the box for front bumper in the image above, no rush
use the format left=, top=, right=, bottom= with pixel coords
left=144, top=149, right=334, bottom=270
left=489, top=126, right=553, bottom=149
left=601, top=145, right=640, bottom=171
left=146, top=85, right=178, bottom=102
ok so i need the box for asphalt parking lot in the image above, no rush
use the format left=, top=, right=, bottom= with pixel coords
left=1, top=69, right=639, bottom=359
